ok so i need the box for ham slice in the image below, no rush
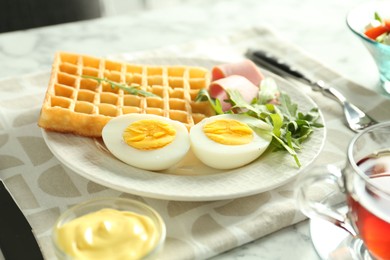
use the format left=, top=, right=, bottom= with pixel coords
left=212, top=59, right=264, bottom=86
left=209, top=75, right=259, bottom=111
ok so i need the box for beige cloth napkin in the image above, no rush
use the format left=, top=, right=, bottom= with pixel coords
left=0, top=26, right=389, bottom=260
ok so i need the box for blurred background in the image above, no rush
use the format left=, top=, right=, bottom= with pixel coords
left=0, top=0, right=199, bottom=33
left=0, top=0, right=376, bottom=91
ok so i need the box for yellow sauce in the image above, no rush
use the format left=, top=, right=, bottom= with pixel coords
left=55, top=208, right=159, bottom=260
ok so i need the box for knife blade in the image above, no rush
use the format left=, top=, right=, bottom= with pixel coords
left=0, top=180, right=44, bottom=260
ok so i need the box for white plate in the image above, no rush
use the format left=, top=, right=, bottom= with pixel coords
left=41, top=57, right=326, bottom=201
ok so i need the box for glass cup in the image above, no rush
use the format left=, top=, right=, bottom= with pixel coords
left=296, top=122, right=390, bottom=260
left=52, top=197, right=166, bottom=260
left=346, top=1, right=390, bottom=95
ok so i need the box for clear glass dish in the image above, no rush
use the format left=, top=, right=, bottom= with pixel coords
left=346, top=0, right=390, bottom=95
left=52, top=197, right=166, bottom=260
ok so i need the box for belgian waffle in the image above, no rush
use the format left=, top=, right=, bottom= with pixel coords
left=38, top=52, right=214, bottom=137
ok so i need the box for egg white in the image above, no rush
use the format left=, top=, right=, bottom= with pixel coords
left=102, top=114, right=190, bottom=171
left=189, top=114, right=272, bottom=170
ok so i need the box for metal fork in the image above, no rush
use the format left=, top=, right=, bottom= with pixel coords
left=246, top=49, right=377, bottom=132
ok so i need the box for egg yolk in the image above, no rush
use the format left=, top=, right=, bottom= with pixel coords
left=203, top=119, right=253, bottom=145
left=123, top=119, right=176, bottom=150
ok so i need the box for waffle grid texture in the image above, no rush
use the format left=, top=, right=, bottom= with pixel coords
left=38, top=52, right=213, bottom=137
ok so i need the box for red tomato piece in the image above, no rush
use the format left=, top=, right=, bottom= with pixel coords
left=365, top=25, right=389, bottom=40
left=385, top=19, right=390, bottom=30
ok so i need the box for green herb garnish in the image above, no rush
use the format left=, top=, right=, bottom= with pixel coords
left=196, top=78, right=323, bottom=167
left=374, top=12, right=383, bottom=23
left=195, top=88, right=224, bottom=115
left=82, top=75, right=157, bottom=97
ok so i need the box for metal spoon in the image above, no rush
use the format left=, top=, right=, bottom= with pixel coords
left=246, top=49, right=377, bottom=132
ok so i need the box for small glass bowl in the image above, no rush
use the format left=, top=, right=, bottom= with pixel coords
left=346, top=1, right=390, bottom=95
left=52, top=197, right=166, bottom=260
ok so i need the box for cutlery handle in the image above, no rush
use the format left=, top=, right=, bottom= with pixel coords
left=247, top=49, right=310, bottom=81
left=247, top=49, right=312, bottom=84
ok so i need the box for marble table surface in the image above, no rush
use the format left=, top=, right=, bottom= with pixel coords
left=0, top=0, right=381, bottom=259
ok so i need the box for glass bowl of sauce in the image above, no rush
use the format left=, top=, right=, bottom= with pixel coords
left=52, top=197, right=166, bottom=260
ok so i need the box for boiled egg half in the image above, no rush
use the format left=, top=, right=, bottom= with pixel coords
left=189, top=114, right=273, bottom=170
left=102, top=114, right=190, bottom=171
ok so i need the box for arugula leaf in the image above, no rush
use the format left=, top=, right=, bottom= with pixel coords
left=198, top=77, right=323, bottom=167
left=237, top=114, right=273, bottom=132
left=228, top=89, right=260, bottom=115
left=374, top=12, right=383, bottom=23
left=195, top=89, right=224, bottom=115
left=278, top=92, right=297, bottom=120
left=269, top=113, right=283, bottom=137
left=82, top=75, right=157, bottom=97
left=258, top=78, right=279, bottom=104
